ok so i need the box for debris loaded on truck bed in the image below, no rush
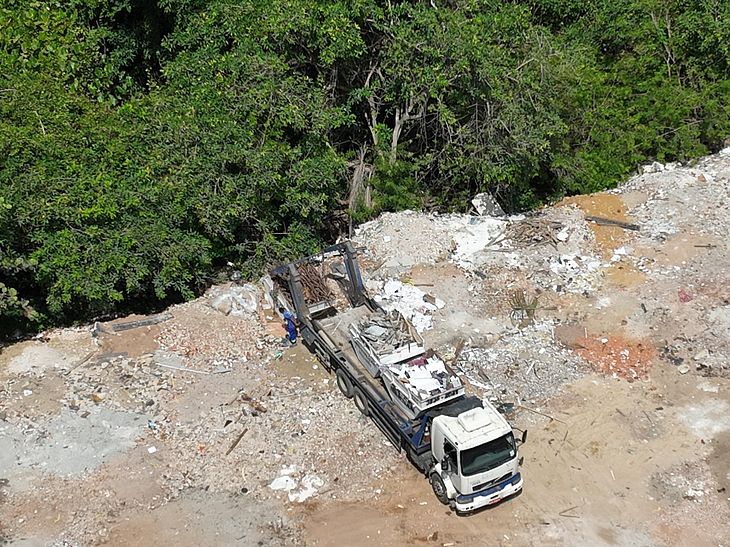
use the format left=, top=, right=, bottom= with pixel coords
left=349, top=310, right=426, bottom=374
left=349, top=308, right=464, bottom=419
left=387, top=353, right=462, bottom=405
left=355, top=310, right=418, bottom=357
left=379, top=349, right=464, bottom=420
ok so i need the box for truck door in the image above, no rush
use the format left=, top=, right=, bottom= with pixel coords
left=443, top=440, right=457, bottom=475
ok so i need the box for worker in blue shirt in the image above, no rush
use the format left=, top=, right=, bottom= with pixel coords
left=279, top=307, right=297, bottom=345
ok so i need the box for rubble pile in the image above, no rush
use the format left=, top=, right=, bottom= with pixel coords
left=623, top=152, right=730, bottom=244
left=156, top=299, right=275, bottom=372
left=452, top=207, right=603, bottom=296
left=64, top=353, right=179, bottom=413
left=358, top=205, right=605, bottom=297
left=367, top=279, right=445, bottom=333
left=157, top=372, right=401, bottom=502
left=456, top=320, right=586, bottom=405
left=608, top=150, right=730, bottom=379
left=354, top=210, right=456, bottom=274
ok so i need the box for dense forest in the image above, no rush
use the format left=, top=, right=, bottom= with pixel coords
left=1, top=0, right=729, bottom=334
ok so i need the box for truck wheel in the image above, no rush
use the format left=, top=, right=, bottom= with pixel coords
left=336, top=370, right=353, bottom=398
left=353, top=388, right=369, bottom=416
left=430, top=473, right=449, bottom=505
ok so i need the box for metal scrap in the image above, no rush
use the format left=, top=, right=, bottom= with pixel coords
left=298, top=262, right=332, bottom=304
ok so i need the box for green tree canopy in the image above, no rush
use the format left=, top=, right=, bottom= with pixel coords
left=1, top=0, right=728, bottom=334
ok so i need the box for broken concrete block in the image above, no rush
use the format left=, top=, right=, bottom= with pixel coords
left=471, top=192, right=505, bottom=217
left=364, top=325, right=387, bottom=337
left=212, top=294, right=233, bottom=315
left=642, top=161, right=665, bottom=174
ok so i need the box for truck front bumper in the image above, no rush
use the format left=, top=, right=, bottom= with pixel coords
left=454, top=473, right=522, bottom=513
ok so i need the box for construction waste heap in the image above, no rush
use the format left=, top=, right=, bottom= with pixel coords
left=2, top=148, right=730, bottom=545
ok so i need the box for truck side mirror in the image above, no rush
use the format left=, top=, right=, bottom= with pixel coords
left=522, top=430, right=528, bottom=444
left=441, top=456, right=450, bottom=472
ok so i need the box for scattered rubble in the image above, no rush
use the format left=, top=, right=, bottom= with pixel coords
left=367, top=279, right=445, bottom=332
left=4, top=147, right=730, bottom=544
left=455, top=320, right=585, bottom=405
left=650, top=461, right=715, bottom=506
left=155, top=298, right=273, bottom=372
left=0, top=407, right=145, bottom=478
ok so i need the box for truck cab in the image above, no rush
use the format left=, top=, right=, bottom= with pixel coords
left=430, top=401, right=524, bottom=513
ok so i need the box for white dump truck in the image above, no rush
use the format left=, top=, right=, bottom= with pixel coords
left=266, top=242, right=526, bottom=513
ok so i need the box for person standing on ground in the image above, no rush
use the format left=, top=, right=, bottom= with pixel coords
left=279, top=307, right=297, bottom=345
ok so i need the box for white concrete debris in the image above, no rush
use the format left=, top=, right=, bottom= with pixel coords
left=269, top=475, right=297, bottom=492
left=471, top=192, right=505, bottom=217
left=288, top=474, right=324, bottom=503
left=369, top=279, right=444, bottom=333
left=610, top=246, right=629, bottom=262
left=449, top=216, right=509, bottom=269
left=269, top=467, right=324, bottom=503
left=641, top=161, right=679, bottom=174
left=209, top=283, right=259, bottom=316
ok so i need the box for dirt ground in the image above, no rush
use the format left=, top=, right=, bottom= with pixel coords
left=302, top=367, right=730, bottom=546
left=301, top=181, right=730, bottom=543
left=2, top=152, right=730, bottom=546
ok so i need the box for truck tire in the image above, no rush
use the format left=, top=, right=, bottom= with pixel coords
left=353, top=388, right=369, bottom=417
left=429, top=473, right=449, bottom=505
left=336, top=370, right=353, bottom=398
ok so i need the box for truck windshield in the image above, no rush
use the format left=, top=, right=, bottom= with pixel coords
left=460, top=433, right=515, bottom=476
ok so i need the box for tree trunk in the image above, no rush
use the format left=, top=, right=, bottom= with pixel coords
left=389, top=95, right=425, bottom=165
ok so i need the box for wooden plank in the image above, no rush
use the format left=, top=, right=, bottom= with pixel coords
left=585, top=215, right=640, bottom=231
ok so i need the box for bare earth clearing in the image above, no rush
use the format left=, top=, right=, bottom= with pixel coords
left=2, top=150, right=730, bottom=546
